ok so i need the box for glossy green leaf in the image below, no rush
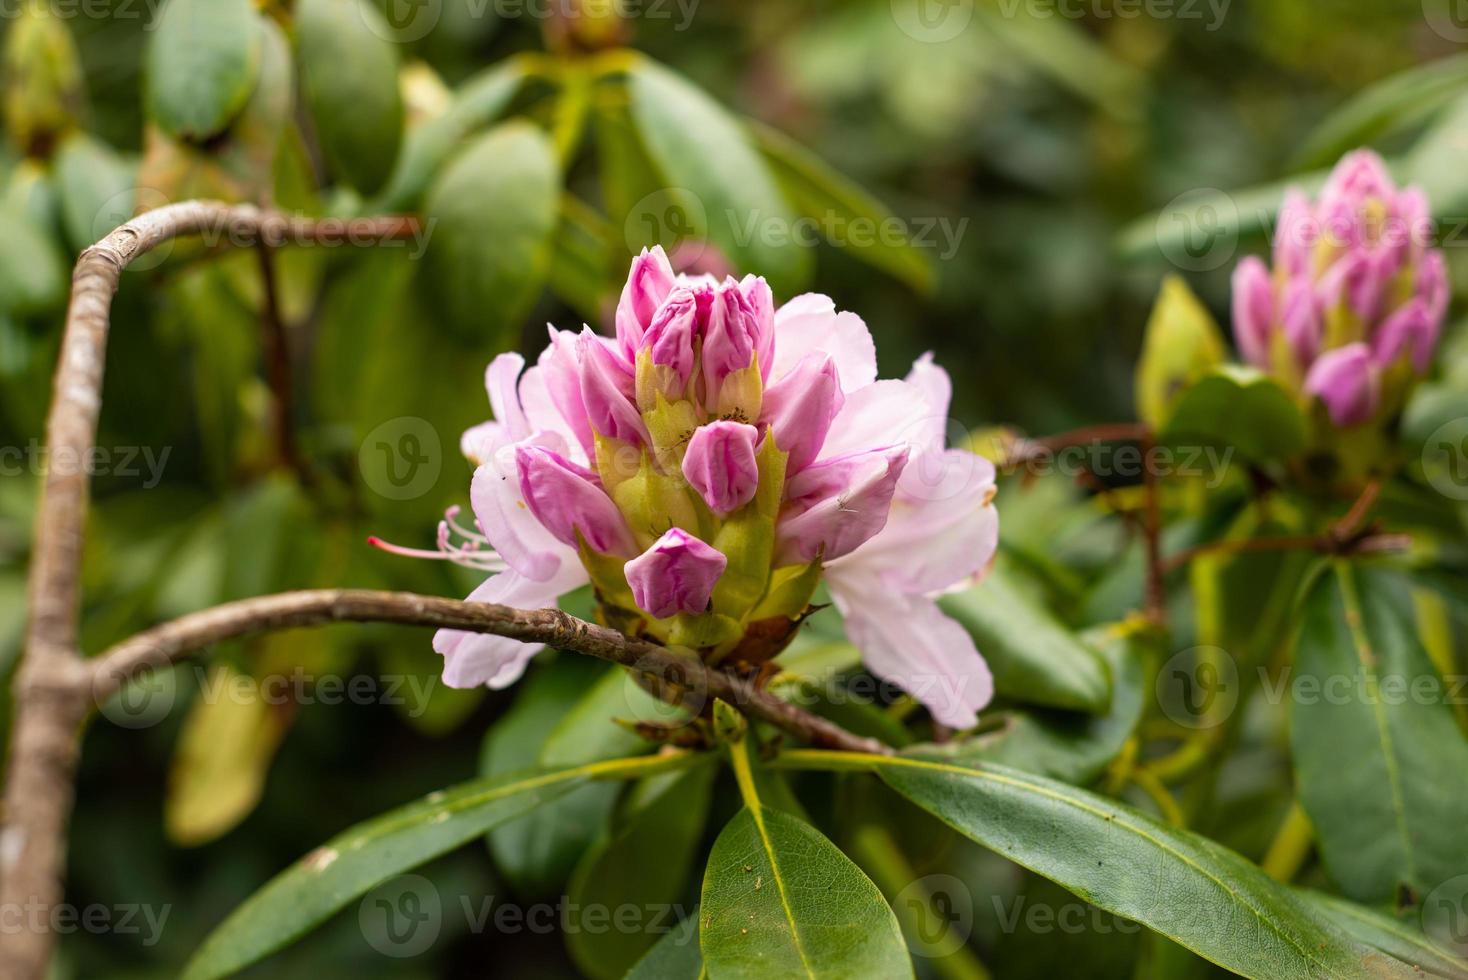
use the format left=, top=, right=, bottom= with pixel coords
left=1161, top=365, right=1307, bottom=462
left=626, top=914, right=702, bottom=980
left=296, top=0, right=404, bottom=195
left=549, top=194, right=614, bottom=321
left=924, top=625, right=1149, bottom=784
left=481, top=658, right=626, bottom=898
left=938, top=562, right=1112, bottom=713
left=628, top=58, right=811, bottom=295
left=1289, top=563, right=1468, bottom=903
left=700, top=806, right=912, bottom=979
left=858, top=754, right=1420, bottom=980
left=1299, top=890, right=1468, bottom=980
left=565, top=762, right=715, bottom=978
left=1134, top=275, right=1228, bottom=430
left=52, top=132, right=137, bottom=252
left=752, top=121, right=934, bottom=294
left=373, top=57, right=527, bottom=212
left=145, top=0, right=260, bottom=140
left=1292, top=54, right=1468, bottom=170
left=423, top=121, right=559, bottom=340
left=1403, top=92, right=1468, bottom=215
left=181, top=753, right=695, bottom=980
left=1118, top=174, right=1328, bottom=264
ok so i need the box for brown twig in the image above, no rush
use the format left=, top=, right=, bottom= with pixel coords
left=85, top=589, right=892, bottom=758
left=999, top=422, right=1152, bottom=471
left=1140, top=432, right=1166, bottom=625
left=3, top=202, right=420, bottom=980
left=1160, top=481, right=1407, bottom=575
left=255, top=241, right=309, bottom=484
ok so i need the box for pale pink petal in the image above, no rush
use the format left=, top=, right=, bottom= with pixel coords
left=484, top=353, right=530, bottom=441
left=776, top=445, right=909, bottom=565
left=771, top=293, right=877, bottom=391
left=470, top=446, right=574, bottom=582
left=826, top=572, right=993, bottom=729
left=435, top=561, right=587, bottom=689
left=818, top=379, right=934, bottom=461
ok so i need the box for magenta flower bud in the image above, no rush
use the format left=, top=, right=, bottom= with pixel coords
left=615, top=246, right=675, bottom=355
left=775, top=444, right=910, bottom=565
left=624, top=527, right=728, bottom=618
left=1304, top=343, right=1380, bottom=428
left=681, top=421, right=760, bottom=516
left=516, top=444, right=636, bottom=556
left=577, top=328, right=648, bottom=446
left=739, top=274, right=776, bottom=381
left=641, top=287, right=699, bottom=390
left=1230, top=149, right=1449, bottom=429
left=1373, top=300, right=1438, bottom=374
left=761, top=351, right=844, bottom=473
left=701, top=281, right=763, bottom=409
left=1232, top=257, right=1273, bottom=369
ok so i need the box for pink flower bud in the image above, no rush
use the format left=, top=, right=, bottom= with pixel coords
left=1279, top=277, right=1322, bottom=365
left=624, top=527, right=727, bottom=618
left=641, top=287, right=699, bottom=391
left=538, top=328, right=594, bottom=457
left=739, top=274, right=776, bottom=382
left=1273, top=190, right=1317, bottom=277
left=1231, top=257, right=1274, bottom=369
left=577, top=328, right=648, bottom=446
left=615, top=246, right=675, bottom=355
left=761, top=351, right=844, bottom=473
left=1373, top=300, right=1438, bottom=375
left=701, top=281, right=763, bottom=410
left=515, top=444, right=636, bottom=556
left=1304, top=343, right=1380, bottom=428
left=775, top=444, right=910, bottom=565
left=681, top=420, right=760, bottom=516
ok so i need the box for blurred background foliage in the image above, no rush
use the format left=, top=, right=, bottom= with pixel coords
left=2, top=0, right=1467, bottom=975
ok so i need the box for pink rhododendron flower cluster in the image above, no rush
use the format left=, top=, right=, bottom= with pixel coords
left=1233, top=150, right=1448, bottom=428
left=404, top=247, right=999, bottom=728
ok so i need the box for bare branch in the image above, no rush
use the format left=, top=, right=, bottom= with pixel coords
left=85, top=589, right=892, bottom=758
left=3, top=202, right=420, bottom=980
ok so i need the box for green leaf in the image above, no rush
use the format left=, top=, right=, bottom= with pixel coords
left=627, top=58, right=812, bottom=295
left=700, top=805, right=912, bottom=979
left=1299, top=890, right=1468, bottom=980
left=626, top=913, right=703, bottom=980
left=1403, top=93, right=1468, bottom=216
left=373, top=57, right=527, bottom=212
left=938, top=561, right=1112, bottom=713
left=751, top=121, right=933, bottom=294
left=549, top=194, right=615, bottom=322
left=1289, top=563, right=1468, bottom=903
left=926, top=625, right=1149, bottom=784
left=296, top=0, right=404, bottom=195
left=565, top=762, right=716, bottom=978
left=857, top=754, right=1421, bottom=980
left=0, top=201, right=65, bottom=316
left=1117, top=174, right=1329, bottom=265
left=481, top=658, right=626, bottom=898
left=145, top=0, right=261, bottom=141
left=1161, top=365, right=1307, bottom=462
left=52, top=132, right=137, bottom=252
left=1134, top=275, right=1228, bottom=429
left=1292, top=55, right=1468, bottom=170
left=181, top=753, right=696, bottom=980
left=423, top=120, right=559, bottom=341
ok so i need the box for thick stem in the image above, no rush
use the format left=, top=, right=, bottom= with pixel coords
left=2, top=202, right=420, bottom=980
left=85, top=589, right=893, bottom=758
